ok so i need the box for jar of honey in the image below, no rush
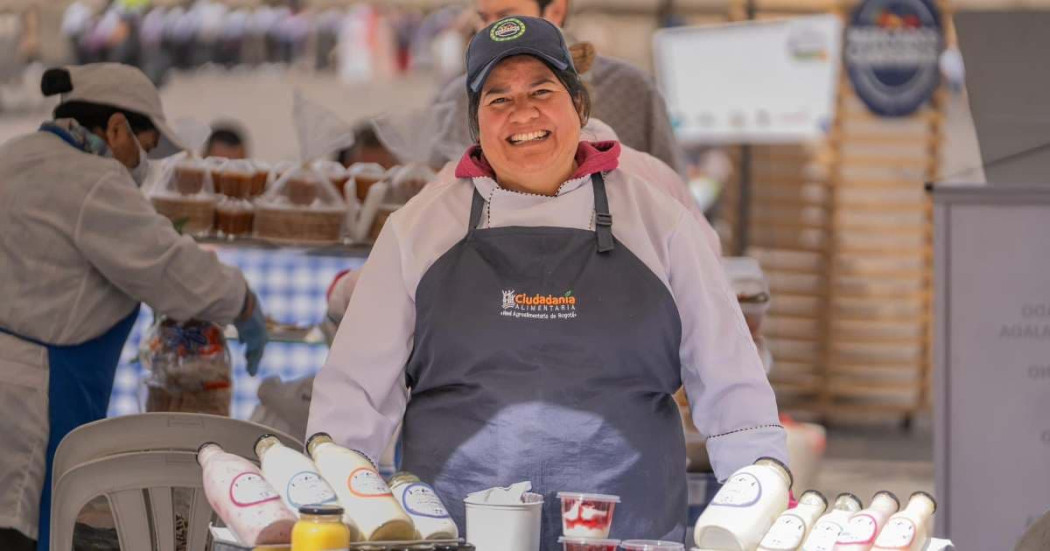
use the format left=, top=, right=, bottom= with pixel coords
left=292, top=504, right=351, bottom=551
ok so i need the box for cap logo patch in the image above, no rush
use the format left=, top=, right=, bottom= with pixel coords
left=491, top=18, right=526, bottom=42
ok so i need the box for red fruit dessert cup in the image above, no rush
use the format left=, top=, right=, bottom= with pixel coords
left=559, top=536, right=621, bottom=551
left=558, top=492, right=621, bottom=539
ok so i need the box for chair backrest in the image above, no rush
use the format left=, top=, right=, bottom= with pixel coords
left=51, top=451, right=213, bottom=551
left=52, top=412, right=301, bottom=486
left=1017, top=510, right=1050, bottom=551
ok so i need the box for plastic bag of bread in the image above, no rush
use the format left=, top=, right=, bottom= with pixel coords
left=146, top=154, right=218, bottom=236
left=140, top=318, right=232, bottom=416
left=254, top=166, right=347, bottom=244
left=253, top=92, right=355, bottom=245
left=147, top=120, right=218, bottom=236
left=389, top=163, right=435, bottom=204
left=347, top=162, right=386, bottom=203
left=311, top=159, right=351, bottom=200
left=214, top=159, right=257, bottom=199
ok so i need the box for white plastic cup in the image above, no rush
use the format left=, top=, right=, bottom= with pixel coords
left=560, top=536, right=621, bottom=551
left=464, top=491, right=544, bottom=551
left=557, top=492, right=621, bottom=539
left=620, top=541, right=685, bottom=551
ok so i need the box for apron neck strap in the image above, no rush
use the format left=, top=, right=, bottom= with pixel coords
left=467, top=187, right=486, bottom=238
left=465, top=172, right=615, bottom=253
left=592, top=172, right=615, bottom=253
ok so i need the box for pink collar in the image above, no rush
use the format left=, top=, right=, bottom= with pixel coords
left=454, top=141, right=622, bottom=181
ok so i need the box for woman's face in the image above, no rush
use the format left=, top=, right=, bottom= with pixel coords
left=478, top=56, right=582, bottom=195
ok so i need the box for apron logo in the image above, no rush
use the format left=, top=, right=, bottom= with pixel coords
left=499, top=289, right=578, bottom=320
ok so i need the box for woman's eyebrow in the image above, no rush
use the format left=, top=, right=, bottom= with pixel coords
left=482, top=86, right=510, bottom=97
left=531, top=77, right=557, bottom=87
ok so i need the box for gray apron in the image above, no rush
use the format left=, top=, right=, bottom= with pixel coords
left=401, top=173, right=688, bottom=549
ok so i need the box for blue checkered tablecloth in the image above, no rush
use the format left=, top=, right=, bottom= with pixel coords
left=108, top=245, right=365, bottom=420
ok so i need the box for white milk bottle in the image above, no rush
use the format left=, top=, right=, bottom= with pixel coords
left=833, top=491, right=899, bottom=551
left=254, top=435, right=340, bottom=515
left=306, top=432, right=416, bottom=541
left=758, top=490, right=828, bottom=551
left=801, top=493, right=863, bottom=551
left=871, top=492, right=937, bottom=551
left=197, top=442, right=297, bottom=545
left=389, top=472, right=459, bottom=540
left=694, top=457, right=793, bottom=550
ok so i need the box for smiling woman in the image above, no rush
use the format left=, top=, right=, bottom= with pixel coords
left=471, top=56, right=590, bottom=195
left=308, top=16, right=789, bottom=551
left=465, top=16, right=590, bottom=196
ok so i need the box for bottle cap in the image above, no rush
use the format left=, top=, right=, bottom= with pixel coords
left=910, top=490, right=937, bottom=513
left=755, top=456, right=794, bottom=489
left=799, top=489, right=828, bottom=508
left=872, top=490, right=901, bottom=509
left=196, top=442, right=221, bottom=465
left=254, top=434, right=280, bottom=459
left=835, top=492, right=863, bottom=511
left=298, top=504, right=344, bottom=517
left=388, top=471, right=422, bottom=488
left=305, top=432, right=334, bottom=458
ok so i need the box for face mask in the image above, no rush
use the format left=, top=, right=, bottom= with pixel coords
left=124, top=122, right=150, bottom=187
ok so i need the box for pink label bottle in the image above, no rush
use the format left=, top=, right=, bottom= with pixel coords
left=871, top=492, right=937, bottom=551
left=833, top=491, right=900, bottom=551
left=197, top=442, right=297, bottom=545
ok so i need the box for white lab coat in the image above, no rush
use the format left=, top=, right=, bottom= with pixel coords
left=0, top=132, right=247, bottom=539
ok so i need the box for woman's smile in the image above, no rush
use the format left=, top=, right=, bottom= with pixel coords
left=507, top=130, right=552, bottom=145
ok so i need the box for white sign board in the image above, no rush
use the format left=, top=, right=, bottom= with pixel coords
left=934, top=186, right=1050, bottom=549
left=653, top=16, right=842, bottom=145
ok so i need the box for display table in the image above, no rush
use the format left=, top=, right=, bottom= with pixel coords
left=108, top=242, right=367, bottom=419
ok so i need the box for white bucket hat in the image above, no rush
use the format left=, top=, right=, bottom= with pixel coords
left=43, top=63, right=185, bottom=159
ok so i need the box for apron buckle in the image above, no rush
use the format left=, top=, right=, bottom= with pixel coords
left=595, top=212, right=613, bottom=227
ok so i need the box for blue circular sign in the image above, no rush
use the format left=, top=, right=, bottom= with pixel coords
left=845, top=0, right=944, bottom=117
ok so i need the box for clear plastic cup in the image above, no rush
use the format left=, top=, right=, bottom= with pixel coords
left=620, top=541, right=684, bottom=551
left=559, top=536, right=621, bottom=551
left=557, top=493, right=621, bottom=539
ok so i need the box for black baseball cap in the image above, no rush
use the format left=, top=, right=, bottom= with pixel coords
left=466, top=16, right=576, bottom=94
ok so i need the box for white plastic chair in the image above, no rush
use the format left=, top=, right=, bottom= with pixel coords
left=50, top=413, right=301, bottom=551
left=51, top=451, right=209, bottom=551
left=52, top=412, right=301, bottom=486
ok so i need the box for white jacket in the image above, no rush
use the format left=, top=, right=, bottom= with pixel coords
left=0, top=132, right=247, bottom=538
left=309, top=143, right=786, bottom=483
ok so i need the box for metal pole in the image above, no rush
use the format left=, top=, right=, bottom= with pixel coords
left=736, top=0, right=757, bottom=256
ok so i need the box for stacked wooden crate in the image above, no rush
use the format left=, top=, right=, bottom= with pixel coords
left=722, top=0, right=946, bottom=423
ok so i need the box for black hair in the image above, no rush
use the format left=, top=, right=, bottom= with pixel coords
left=467, top=57, right=591, bottom=144
left=205, top=128, right=245, bottom=150
left=52, top=101, right=156, bottom=134
left=535, top=0, right=555, bottom=11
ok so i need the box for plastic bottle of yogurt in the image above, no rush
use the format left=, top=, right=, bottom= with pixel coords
left=871, top=492, right=937, bottom=551
left=255, top=435, right=340, bottom=517
left=197, top=442, right=297, bottom=546
left=757, top=490, right=828, bottom=551
left=389, top=472, right=459, bottom=540
left=306, top=432, right=416, bottom=541
left=800, top=493, right=863, bottom=551
left=693, top=457, right=793, bottom=550
left=833, top=491, right=899, bottom=551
